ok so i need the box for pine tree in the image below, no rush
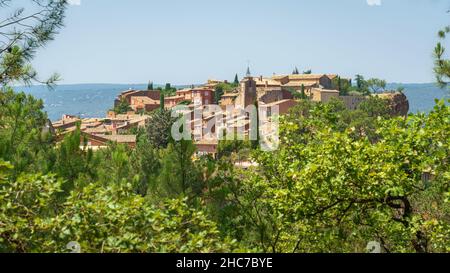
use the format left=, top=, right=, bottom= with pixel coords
left=0, top=1, right=67, bottom=87
left=434, top=26, right=450, bottom=87
left=337, top=76, right=349, bottom=96
left=158, top=140, right=201, bottom=197
left=147, top=109, right=175, bottom=149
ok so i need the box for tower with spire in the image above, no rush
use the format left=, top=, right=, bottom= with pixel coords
left=238, top=63, right=257, bottom=108
left=245, top=60, right=252, bottom=78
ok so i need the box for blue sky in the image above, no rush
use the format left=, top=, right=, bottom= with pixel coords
left=25, top=0, right=450, bottom=84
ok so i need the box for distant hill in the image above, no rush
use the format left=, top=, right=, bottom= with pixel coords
left=12, top=83, right=450, bottom=121
left=14, top=83, right=191, bottom=121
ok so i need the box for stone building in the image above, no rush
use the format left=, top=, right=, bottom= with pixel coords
left=310, top=88, right=340, bottom=103
left=236, top=76, right=257, bottom=108
left=272, top=74, right=333, bottom=94
left=220, top=93, right=239, bottom=107
left=340, top=95, right=366, bottom=110
left=82, top=133, right=137, bottom=150
left=114, top=89, right=161, bottom=107
left=260, top=99, right=299, bottom=119
left=130, top=96, right=160, bottom=112
left=165, top=87, right=214, bottom=108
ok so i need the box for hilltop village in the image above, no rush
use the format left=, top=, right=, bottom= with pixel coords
left=51, top=70, right=409, bottom=156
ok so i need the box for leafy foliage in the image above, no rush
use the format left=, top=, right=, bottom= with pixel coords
left=157, top=140, right=202, bottom=199
left=162, top=83, right=177, bottom=96
left=2, top=89, right=449, bottom=253
left=0, top=164, right=239, bottom=253
left=215, top=85, right=225, bottom=104
left=230, top=100, right=450, bottom=253
left=54, top=128, right=97, bottom=189
left=113, top=98, right=132, bottom=114
left=366, top=78, right=387, bottom=94
left=332, top=76, right=352, bottom=96
left=358, top=96, right=391, bottom=118
left=146, top=109, right=176, bottom=149
left=1, top=0, right=449, bottom=254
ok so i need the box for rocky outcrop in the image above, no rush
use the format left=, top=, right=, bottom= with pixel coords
left=376, top=92, right=410, bottom=117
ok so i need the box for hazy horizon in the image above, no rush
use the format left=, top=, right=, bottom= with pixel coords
left=13, top=81, right=447, bottom=88
left=17, top=82, right=450, bottom=121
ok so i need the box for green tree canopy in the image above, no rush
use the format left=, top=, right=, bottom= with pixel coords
left=0, top=163, right=240, bottom=253
left=366, top=78, right=387, bottom=94
left=232, top=100, right=450, bottom=253
left=157, top=140, right=202, bottom=199
left=215, top=85, right=224, bottom=104
left=358, top=96, right=391, bottom=118
left=0, top=87, right=54, bottom=176
left=113, top=98, right=132, bottom=114
left=146, top=109, right=176, bottom=149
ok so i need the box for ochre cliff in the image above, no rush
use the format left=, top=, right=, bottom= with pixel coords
left=376, top=92, right=410, bottom=117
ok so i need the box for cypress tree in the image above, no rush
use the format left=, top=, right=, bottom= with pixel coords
left=160, top=93, right=165, bottom=111
left=215, top=86, right=224, bottom=105
left=301, top=84, right=306, bottom=99
left=338, top=77, right=348, bottom=96
left=147, top=81, right=154, bottom=90
left=234, top=74, right=239, bottom=85
left=355, top=75, right=363, bottom=90
left=251, top=100, right=260, bottom=150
